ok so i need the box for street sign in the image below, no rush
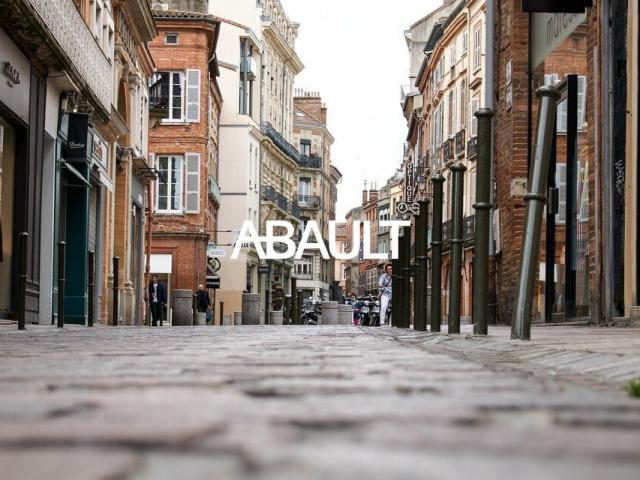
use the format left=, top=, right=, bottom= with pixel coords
left=395, top=201, right=421, bottom=217
left=258, top=266, right=270, bottom=275
left=207, top=242, right=226, bottom=258
left=206, top=275, right=221, bottom=289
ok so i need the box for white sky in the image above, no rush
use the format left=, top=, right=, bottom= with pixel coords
left=281, top=0, right=442, bottom=219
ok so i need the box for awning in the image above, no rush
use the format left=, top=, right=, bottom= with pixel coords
left=151, top=254, right=172, bottom=274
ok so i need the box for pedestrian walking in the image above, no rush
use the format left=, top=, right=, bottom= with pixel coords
left=148, top=274, right=167, bottom=327
left=346, top=292, right=361, bottom=326
left=272, top=275, right=285, bottom=311
left=196, top=284, right=212, bottom=324
left=378, top=263, right=392, bottom=325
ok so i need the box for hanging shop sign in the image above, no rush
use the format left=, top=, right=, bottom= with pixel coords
left=531, top=11, right=586, bottom=69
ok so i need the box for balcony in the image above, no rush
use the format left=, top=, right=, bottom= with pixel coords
left=289, top=201, right=300, bottom=219
left=261, top=185, right=276, bottom=203
left=276, top=192, right=288, bottom=211
left=261, top=122, right=300, bottom=164
left=149, top=76, right=168, bottom=118
left=443, top=138, right=455, bottom=163
left=443, top=220, right=451, bottom=243
left=464, top=215, right=475, bottom=242
left=298, top=154, right=322, bottom=169
left=455, top=129, right=466, bottom=157
left=298, top=195, right=321, bottom=209
left=208, top=176, right=221, bottom=204
left=467, top=136, right=478, bottom=159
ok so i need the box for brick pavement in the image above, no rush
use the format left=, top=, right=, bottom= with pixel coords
left=0, top=325, right=639, bottom=480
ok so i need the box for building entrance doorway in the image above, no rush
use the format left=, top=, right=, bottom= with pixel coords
left=0, top=117, right=16, bottom=315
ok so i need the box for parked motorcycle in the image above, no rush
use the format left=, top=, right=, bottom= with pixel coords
left=301, top=299, right=321, bottom=325
left=358, top=295, right=379, bottom=327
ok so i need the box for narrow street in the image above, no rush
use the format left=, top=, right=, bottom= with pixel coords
left=1, top=325, right=639, bottom=480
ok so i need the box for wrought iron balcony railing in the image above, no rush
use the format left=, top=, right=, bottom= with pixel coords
left=149, top=75, right=169, bottom=116
left=276, top=192, right=288, bottom=211
left=443, top=138, right=455, bottom=163
left=298, top=195, right=321, bottom=208
left=261, top=185, right=276, bottom=202
left=298, top=154, right=322, bottom=169
left=467, top=136, right=478, bottom=159
left=455, top=129, right=466, bottom=156
left=464, top=215, right=475, bottom=241
left=261, top=122, right=300, bottom=164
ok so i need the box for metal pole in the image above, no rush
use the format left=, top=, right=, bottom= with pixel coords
left=430, top=174, right=445, bottom=332
left=414, top=199, right=429, bottom=331
left=58, top=241, right=66, bottom=329
left=88, top=250, right=95, bottom=327
left=448, top=163, right=466, bottom=334
left=391, top=257, right=400, bottom=327
left=112, top=256, right=119, bottom=327
left=291, top=277, right=298, bottom=324
left=396, top=240, right=405, bottom=328
left=401, top=227, right=411, bottom=329
left=473, top=109, right=494, bottom=335
left=297, top=290, right=303, bottom=325
left=17, top=232, right=28, bottom=330
left=512, top=86, right=560, bottom=340
left=219, top=300, right=224, bottom=326
left=565, top=75, right=578, bottom=319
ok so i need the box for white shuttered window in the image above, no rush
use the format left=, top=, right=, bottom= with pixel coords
left=185, top=69, right=200, bottom=122
left=185, top=153, right=200, bottom=213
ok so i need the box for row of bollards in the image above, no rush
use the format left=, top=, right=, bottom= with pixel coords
left=394, top=87, right=558, bottom=341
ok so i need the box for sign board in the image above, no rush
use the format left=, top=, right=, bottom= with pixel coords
left=258, top=266, right=270, bottom=275
left=404, top=162, right=415, bottom=203
left=523, top=1, right=591, bottom=13
left=531, top=12, right=586, bottom=69
left=206, top=275, right=221, bottom=289
left=207, top=242, right=226, bottom=258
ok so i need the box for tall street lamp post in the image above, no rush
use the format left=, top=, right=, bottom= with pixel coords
left=414, top=176, right=429, bottom=331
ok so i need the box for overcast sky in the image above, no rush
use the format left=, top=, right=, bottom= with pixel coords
left=281, top=0, right=441, bottom=219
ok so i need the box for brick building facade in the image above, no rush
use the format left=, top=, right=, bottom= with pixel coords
left=148, top=7, right=221, bottom=322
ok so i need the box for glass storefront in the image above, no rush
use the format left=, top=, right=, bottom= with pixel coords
left=531, top=19, right=591, bottom=321
left=0, top=117, right=15, bottom=314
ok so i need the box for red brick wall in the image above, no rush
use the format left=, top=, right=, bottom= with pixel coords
left=148, top=19, right=221, bottom=294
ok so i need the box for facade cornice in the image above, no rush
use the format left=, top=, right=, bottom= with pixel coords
left=262, top=22, right=304, bottom=74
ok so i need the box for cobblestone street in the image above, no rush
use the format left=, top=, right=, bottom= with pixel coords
left=1, top=325, right=639, bottom=480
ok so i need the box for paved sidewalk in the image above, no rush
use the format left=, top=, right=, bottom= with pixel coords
left=0, top=325, right=639, bottom=480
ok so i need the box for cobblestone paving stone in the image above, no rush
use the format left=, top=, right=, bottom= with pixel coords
left=0, top=325, right=639, bottom=480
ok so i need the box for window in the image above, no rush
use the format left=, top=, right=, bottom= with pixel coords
left=448, top=91, right=456, bottom=137
left=462, top=31, right=468, bottom=55
left=470, top=95, right=480, bottom=136
left=300, top=139, right=311, bottom=156
left=544, top=75, right=587, bottom=133
left=165, top=33, right=179, bottom=45
left=459, top=80, right=467, bottom=132
left=239, top=39, right=254, bottom=116
left=450, top=43, right=456, bottom=74
left=156, top=155, right=183, bottom=213
left=556, top=163, right=567, bottom=224
left=473, top=22, right=482, bottom=72
left=299, top=177, right=311, bottom=197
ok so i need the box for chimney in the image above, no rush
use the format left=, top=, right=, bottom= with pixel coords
left=321, top=105, right=327, bottom=126
left=362, top=180, right=369, bottom=205
left=368, top=190, right=379, bottom=203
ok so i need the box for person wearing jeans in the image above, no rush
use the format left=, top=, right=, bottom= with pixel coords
left=148, top=274, right=167, bottom=327
left=378, top=263, right=392, bottom=325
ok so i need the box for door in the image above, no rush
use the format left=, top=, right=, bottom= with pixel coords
left=0, top=117, right=16, bottom=315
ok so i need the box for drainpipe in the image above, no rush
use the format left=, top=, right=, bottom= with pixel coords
left=484, top=0, right=497, bottom=324
left=144, top=182, right=153, bottom=325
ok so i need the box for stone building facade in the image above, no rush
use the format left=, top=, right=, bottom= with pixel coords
left=291, top=91, right=339, bottom=301
left=148, top=5, right=222, bottom=323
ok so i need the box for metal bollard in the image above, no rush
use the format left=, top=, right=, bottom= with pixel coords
left=219, top=300, right=224, bottom=326
left=58, top=241, right=66, bottom=329
left=291, top=277, right=298, bottom=324
left=88, top=251, right=95, bottom=327
left=17, top=233, right=28, bottom=330
left=297, top=290, right=303, bottom=325
left=512, top=86, right=560, bottom=340
left=400, top=226, right=412, bottom=329
left=414, top=199, right=429, bottom=331
left=391, top=257, right=400, bottom=327
left=448, top=162, right=466, bottom=334
left=395, top=242, right=406, bottom=328
left=473, top=109, right=494, bottom=335
left=112, top=257, right=119, bottom=327
left=430, top=174, right=445, bottom=332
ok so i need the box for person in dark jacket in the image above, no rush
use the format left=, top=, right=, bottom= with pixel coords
left=196, top=284, right=212, bottom=323
left=272, top=275, right=285, bottom=311
left=148, top=274, right=167, bottom=327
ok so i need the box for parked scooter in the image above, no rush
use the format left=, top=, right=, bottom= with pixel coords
left=358, top=294, right=380, bottom=327
left=301, top=299, right=321, bottom=325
